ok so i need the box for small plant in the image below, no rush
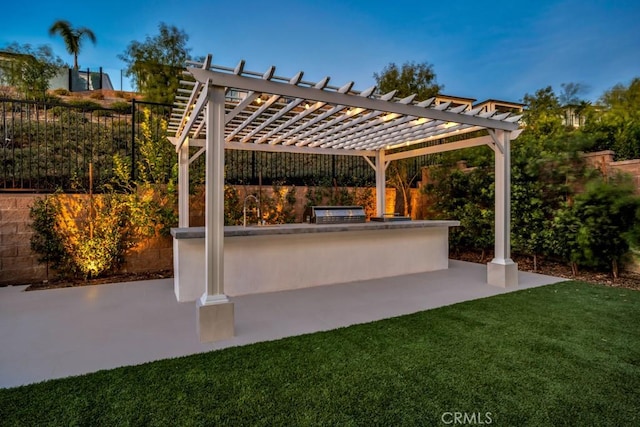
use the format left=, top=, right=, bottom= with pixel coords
left=52, top=88, right=70, bottom=96
left=94, top=109, right=113, bottom=117
left=65, top=99, right=102, bottom=111
left=261, top=183, right=297, bottom=224
left=224, top=185, right=243, bottom=225
left=89, top=91, right=104, bottom=100
left=29, top=195, right=65, bottom=279
left=135, top=107, right=176, bottom=184
left=110, top=101, right=131, bottom=114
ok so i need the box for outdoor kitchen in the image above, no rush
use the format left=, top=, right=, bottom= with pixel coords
left=167, top=55, right=520, bottom=342
left=171, top=215, right=460, bottom=301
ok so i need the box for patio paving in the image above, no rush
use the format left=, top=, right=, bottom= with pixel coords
left=0, top=260, right=565, bottom=389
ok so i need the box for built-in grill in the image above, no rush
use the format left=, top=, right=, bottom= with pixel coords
left=304, top=206, right=366, bottom=224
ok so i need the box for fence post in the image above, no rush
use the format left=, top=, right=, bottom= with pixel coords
left=252, top=151, right=256, bottom=183
left=332, top=155, right=336, bottom=181
left=131, top=99, right=136, bottom=182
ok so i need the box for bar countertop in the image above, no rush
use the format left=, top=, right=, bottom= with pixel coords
left=171, top=220, right=460, bottom=239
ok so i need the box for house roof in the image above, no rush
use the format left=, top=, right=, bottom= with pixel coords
left=169, top=55, right=521, bottom=157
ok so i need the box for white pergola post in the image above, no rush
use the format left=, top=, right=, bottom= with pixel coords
left=177, top=139, right=189, bottom=227
left=375, top=150, right=387, bottom=217
left=487, top=129, right=518, bottom=287
left=196, top=85, right=234, bottom=342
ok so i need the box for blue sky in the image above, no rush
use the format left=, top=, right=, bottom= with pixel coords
left=2, top=0, right=639, bottom=103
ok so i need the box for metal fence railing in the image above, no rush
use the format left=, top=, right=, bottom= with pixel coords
left=0, top=98, right=171, bottom=192
left=1, top=97, right=440, bottom=192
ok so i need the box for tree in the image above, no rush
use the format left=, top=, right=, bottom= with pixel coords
left=0, top=43, right=66, bottom=100
left=521, top=86, right=564, bottom=136
left=584, top=78, right=640, bottom=160
left=373, top=61, right=443, bottom=216
left=48, top=20, right=96, bottom=70
left=119, top=23, right=192, bottom=104
left=558, top=82, right=589, bottom=106
left=386, top=160, right=420, bottom=217
left=373, top=61, right=442, bottom=100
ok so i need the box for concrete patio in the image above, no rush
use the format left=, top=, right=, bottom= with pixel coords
left=0, top=260, right=564, bottom=389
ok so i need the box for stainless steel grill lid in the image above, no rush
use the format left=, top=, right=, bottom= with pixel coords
left=304, top=206, right=366, bottom=224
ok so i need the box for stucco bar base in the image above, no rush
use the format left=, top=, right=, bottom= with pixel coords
left=487, top=259, right=519, bottom=287
left=172, top=221, right=459, bottom=302
left=196, top=298, right=234, bottom=342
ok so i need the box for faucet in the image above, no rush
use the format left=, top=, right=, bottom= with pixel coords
left=243, top=194, right=261, bottom=227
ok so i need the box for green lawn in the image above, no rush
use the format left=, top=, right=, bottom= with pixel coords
left=1, top=281, right=639, bottom=426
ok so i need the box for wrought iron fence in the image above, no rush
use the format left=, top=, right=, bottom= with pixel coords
left=0, top=98, right=171, bottom=192
left=1, top=97, right=438, bottom=192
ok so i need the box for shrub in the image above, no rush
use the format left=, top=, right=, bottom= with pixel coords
left=52, top=88, right=69, bottom=96
left=94, top=109, right=113, bottom=117
left=29, top=185, right=177, bottom=279
left=261, top=183, right=297, bottom=224
left=65, top=99, right=102, bottom=111
left=423, top=167, right=494, bottom=260
left=549, top=174, right=640, bottom=277
left=29, top=195, right=66, bottom=278
left=110, top=101, right=131, bottom=114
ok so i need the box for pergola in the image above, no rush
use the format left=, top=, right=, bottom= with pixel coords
left=168, top=54, right=522, bottom=338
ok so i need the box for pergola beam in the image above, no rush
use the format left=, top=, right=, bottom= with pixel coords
left=225, top=140, right=377, bottom=157
left=175, top=82, right=210, bottom=152
left=385, top=134, right=493, bottom=161
left=188, top=67, right=519, bottom=132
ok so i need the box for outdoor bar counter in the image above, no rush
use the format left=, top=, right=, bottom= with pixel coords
left=171, top=220, right=460, bottom=302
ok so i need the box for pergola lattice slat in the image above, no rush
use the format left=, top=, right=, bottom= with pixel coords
left=173, top=66, right=519, bottom=150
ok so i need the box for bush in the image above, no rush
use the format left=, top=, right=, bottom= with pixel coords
left=52, top=88, right=69, bottom=96
left=29, top=186, right=177, bottom=279
left=89, top=91, right=104, bottom=100
left=29, top=195, right=66, bottom=278
left=94, top=109, right=113, bottom=117
left=549, top=174, right=640, bottom=277
left=423, top=167, right=494, bottom=260
left=65, top=99, right=102, bottom=111
left=110, top=101, right=132, bottom=114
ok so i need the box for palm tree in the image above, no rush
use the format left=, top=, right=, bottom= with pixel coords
left=48, top=20, right=96, bottom=69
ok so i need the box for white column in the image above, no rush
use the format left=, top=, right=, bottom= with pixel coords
left=487, top=129, right=518, bottom=287
left=178, top=138, right=189, bottom=228
left=202, top=86, right=227, bottom=302
left=375, top=150, right=386, bottom=217
left=197, top=84, right=234, bottom=342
